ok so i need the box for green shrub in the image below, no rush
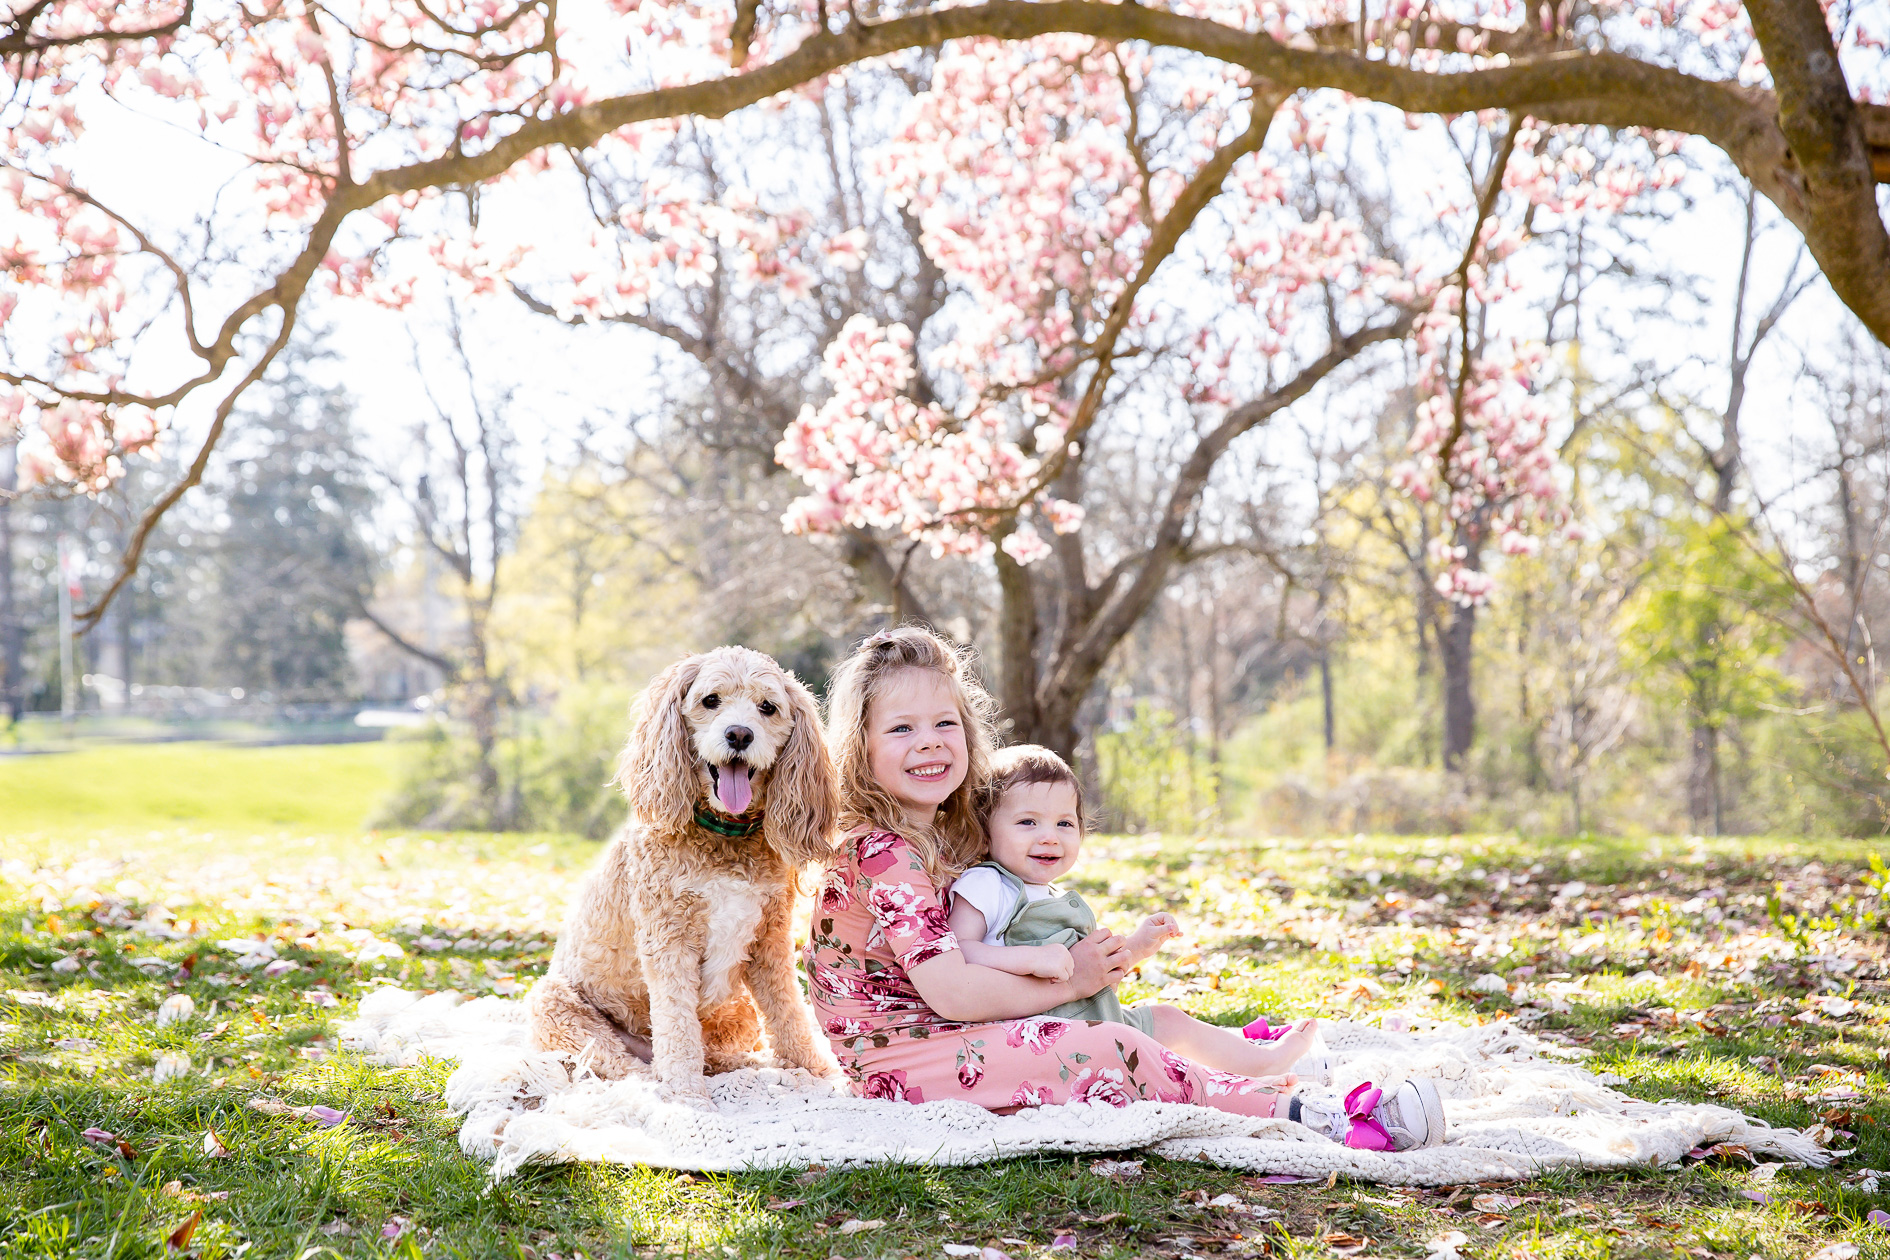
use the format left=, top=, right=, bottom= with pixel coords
left=1746, top=704, right=1890, bottom=836
left=1095, top=701, right=1220, bottom=834
left=372, top=685, right=633, bottom=837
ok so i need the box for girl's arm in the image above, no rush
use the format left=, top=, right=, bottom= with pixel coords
left=907, top=930, right=1129, bottom=1023
left=947, top=899, right=1074, bottom=981
left=860, top=835, right=1126, bottom=1024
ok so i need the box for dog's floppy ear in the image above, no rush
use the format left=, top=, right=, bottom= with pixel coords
left=762, top=670, right=838, bottom=867
left=617, top=653, right=701, bottom=834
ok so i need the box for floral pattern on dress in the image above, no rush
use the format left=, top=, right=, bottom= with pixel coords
left=862, top=1069, right=923, bottom=1102
left=1004, top=1018, right=1073, bottom=1055
left=1157, top=1048, right=1196, bottom=1103
left=807, top=829, right=1304, bottom=1124
left=807, top=830, right=966, bottom=1079
left=1069, top=1067, right=1137, bottom=1108
left=1012, top=1080, right=1055, bottom=1107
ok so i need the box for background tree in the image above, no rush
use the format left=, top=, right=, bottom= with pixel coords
left=1621, top=516, right=1796, bottom=834
left=357, top=311, right=522, bottom=827
left=4, top=0, right=1888, bottom=634
left=197, top=345, right=379, bottom=701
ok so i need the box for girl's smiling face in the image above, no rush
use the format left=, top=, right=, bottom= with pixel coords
left=866, top=667, right=968, bottom=827
left=985, top=780, right=1082, bottom=885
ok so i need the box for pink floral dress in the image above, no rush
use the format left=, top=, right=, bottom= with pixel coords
left=805, top=830, right=1288, bottom=1115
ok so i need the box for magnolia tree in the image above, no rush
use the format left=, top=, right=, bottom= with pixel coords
left=2, top=0, right=1887, bottom=748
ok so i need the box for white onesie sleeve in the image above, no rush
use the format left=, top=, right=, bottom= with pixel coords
left=947, top=867, right=1020, bottom=947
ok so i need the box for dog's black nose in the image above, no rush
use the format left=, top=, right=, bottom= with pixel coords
left=725, top=726, right=754, bottom=752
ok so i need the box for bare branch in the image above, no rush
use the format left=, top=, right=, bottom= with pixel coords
left=73, top=310, right=298, bottom=629
left=354, top=602, right=460, bottom=678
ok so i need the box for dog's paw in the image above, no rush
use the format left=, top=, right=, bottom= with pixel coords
left=787, top=1055, right=849, bottom=1086
left=659, top=1070, right=712, bottom=1103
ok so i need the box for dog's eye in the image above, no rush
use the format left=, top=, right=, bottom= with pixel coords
left=701, top=694, right=721, bottom=710
left=758, top=700, right=778, bottom=716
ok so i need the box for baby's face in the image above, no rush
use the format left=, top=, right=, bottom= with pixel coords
left=987, top=780, right=1083, bottom=885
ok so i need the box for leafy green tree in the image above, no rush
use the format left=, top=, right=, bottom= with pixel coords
left=1620, top=516, right=1795, bottom=834
left=208, top=356, right=379, bottom=700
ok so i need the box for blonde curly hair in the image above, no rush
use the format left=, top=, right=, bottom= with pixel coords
left=825, top=625, right=998, bottom=886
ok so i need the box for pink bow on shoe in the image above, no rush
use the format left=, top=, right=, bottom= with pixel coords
left=1340, top=1083, right=1393, bottom=1151
left=1242, top=1016, right=1290, bottom=1041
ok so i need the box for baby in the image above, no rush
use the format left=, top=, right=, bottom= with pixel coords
left=947, top=744, right=1325, bottom=1081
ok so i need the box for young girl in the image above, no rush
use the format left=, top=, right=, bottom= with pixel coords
left=949, top=744, right=1328, bottom=1082
left=805, top=626, right=1445, bottom=1151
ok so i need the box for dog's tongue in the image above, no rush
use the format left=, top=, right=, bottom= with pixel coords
left=715, top=765, right=754, bottom=815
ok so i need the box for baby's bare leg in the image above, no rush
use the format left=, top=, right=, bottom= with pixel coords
left=1147, top=1006, right=1318, bottom=1077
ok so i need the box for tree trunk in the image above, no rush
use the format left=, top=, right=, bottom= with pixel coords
left=1320, top=645, right=1335, bottom=752
left=117, top=581, right=134, bottom=708
left=1687, top=721, right=1722, bottom=835
left=0, top=441, right=17, bottom=721
left=1442, top=599, right=1477, bottom=772
left=1015, top=697, right=1081, bottom=762
left=993, top=541, right=1049, bottom=748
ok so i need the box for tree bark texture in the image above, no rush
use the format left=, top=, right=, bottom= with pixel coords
left=1442, top=595, right=1478, bottom=772
left=1321, top=646, right=1336, bottom=752
left=1688, top=720, right=1723, bottom=835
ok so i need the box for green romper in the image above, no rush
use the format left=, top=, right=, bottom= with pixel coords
left=966, top=861, right=1157, bottom=1036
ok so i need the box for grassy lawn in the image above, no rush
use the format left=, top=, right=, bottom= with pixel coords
left=4, top=744, right=1890, bottom=1259
left=0, top=742, right=398, bottom=838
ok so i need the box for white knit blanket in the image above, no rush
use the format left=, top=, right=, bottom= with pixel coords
left=337, top=987, right=1836, bottom=1184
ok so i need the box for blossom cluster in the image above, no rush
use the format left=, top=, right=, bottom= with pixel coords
left=775, top=38, right=1411, bottom=564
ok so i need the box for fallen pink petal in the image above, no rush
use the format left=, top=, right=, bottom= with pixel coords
left=81, top=1127, right=114, bottom=1143
left=1051, top=1236, right=1077, bottom=1248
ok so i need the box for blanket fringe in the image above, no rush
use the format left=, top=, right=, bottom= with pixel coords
left=337, top=990, right=1843, bottom=1184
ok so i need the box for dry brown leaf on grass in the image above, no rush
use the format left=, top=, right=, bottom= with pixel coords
left=1808, top=1245, right=1860, bottom=1260
left=835, top=1220, right=885, bottom=1235
left=247, top=1098, right=348, bottom=1126
left=160, top=1181, right=229, bottom=1203
left=166, top=1210, right=202, bottom=1251
left=1333, top=977, right=1387, bottom=1004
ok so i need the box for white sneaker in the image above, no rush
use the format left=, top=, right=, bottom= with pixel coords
left=1289, top=1078, right=1445, bottom=1151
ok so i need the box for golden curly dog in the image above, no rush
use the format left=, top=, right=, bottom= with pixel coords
left=526, top=647, right=844, bottom=1094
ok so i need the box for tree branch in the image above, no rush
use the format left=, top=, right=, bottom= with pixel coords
left=1043, top=307, right=1414, bottom=707
left=73, top=310, right=297, bottom=629
left=353, top=601, right=461, bottom=679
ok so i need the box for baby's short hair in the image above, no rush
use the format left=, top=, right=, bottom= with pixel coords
left=981, top=744, right=1087, bottom=829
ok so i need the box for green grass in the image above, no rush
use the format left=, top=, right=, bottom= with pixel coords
left=4, top=744, right=1890, bottom=1258
left=0, top=742, right=397, bottom=837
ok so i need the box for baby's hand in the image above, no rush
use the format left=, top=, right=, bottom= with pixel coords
left=1028, top=944, right=1075, bottom=982
left=1128, top=913, right=1182, bottom=955
left=1140, top=912, right=1182, bottom=941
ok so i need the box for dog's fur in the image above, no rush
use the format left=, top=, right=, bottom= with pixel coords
left=526, top=647, right=843, bottom=1093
